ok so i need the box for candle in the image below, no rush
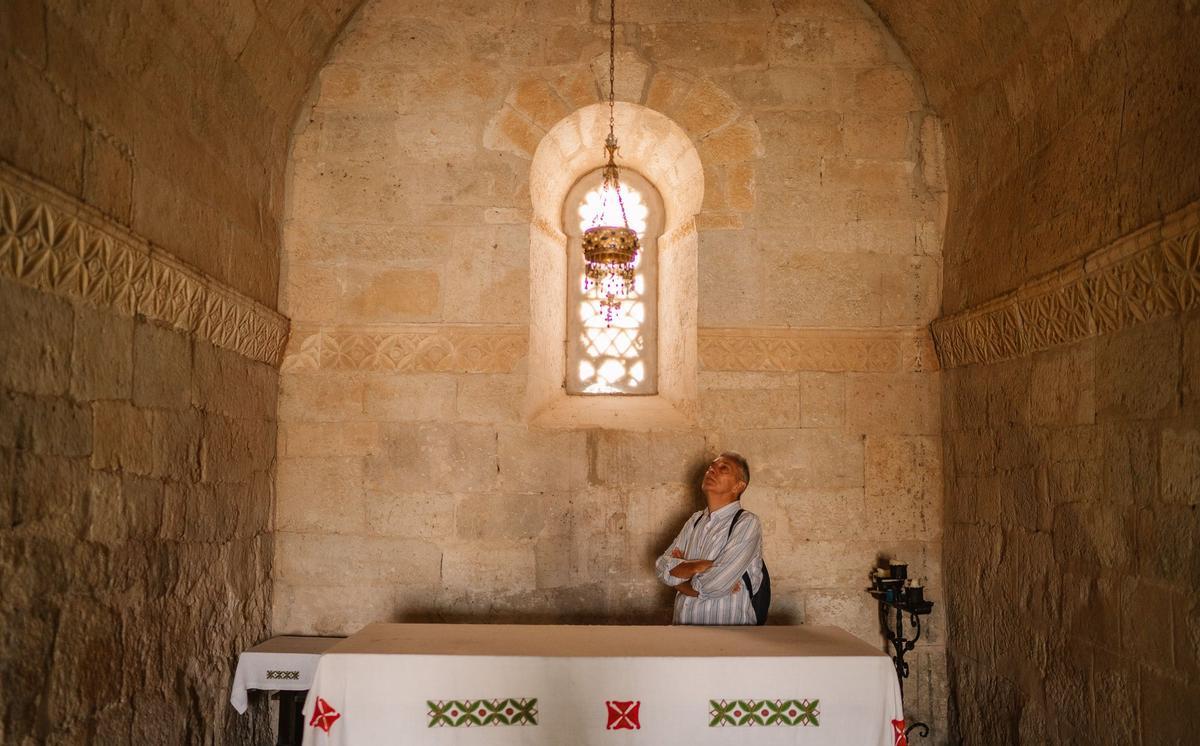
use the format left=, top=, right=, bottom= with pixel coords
left=906, top=584, right=924, bottom=604
left=889, top=561, right=908, bottom=580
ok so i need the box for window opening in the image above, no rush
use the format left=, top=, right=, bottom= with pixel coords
left=563, top=168, right=663, bottom=395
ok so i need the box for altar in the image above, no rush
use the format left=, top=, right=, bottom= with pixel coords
left=301, top=624, right=905, bottom=745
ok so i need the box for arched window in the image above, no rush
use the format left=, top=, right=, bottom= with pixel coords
left=562, top=168, right=664, bottom=395
left=525, top=102, right=701, bottom=429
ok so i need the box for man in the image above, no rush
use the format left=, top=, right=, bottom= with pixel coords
left=655, top=452, right=764, bottom=625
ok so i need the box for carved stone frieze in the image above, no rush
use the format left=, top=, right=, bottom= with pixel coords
left=288, top=324, right=931, bottom=375
left=932, top=200, right=1200, bottom=368
left=283, top=325, right=529, bottom=373
left=0, top=164, right=289, bottom=366
left=699, top=327, right=938, bottom=373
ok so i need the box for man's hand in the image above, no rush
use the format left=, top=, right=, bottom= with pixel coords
left=669, top=558, right=714, bottom=579
left=676, top=580, right=741, bottom=598
left=670, top=547, right=685, bottom=559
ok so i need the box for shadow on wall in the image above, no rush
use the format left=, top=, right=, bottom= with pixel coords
left=386, top=454, right=800, bottom=627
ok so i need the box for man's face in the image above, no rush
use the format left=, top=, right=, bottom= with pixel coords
left=702, top=456, right=745, bottom=497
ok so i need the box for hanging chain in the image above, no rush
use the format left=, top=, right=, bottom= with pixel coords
left=602, top=0, right=631, bottom=230
left=608, top=0, right=616, bottom=136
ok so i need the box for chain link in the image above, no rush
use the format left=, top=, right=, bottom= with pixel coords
left=609, top=0, right=616, bottom=131
left=606, top=0, right=630, bottom=228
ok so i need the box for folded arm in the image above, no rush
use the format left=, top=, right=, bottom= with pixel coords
left=670, top=550, right=714, bottom=580
left=654, top=521, right=696, bottom=587
left=689, top=514, right=761, bottom=600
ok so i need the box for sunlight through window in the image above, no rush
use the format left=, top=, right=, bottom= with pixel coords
left=564, top=169, right=661, bottom=395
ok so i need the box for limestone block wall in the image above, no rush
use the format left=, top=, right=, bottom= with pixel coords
left=934, top=208, right=1200, bottom=743
left=0, top=0, right=359, bottom=306
left=0, top=2, right=357, bottom=741
left=867, top=1, right=1200, bottom=741
left=277, top=0, right=948, bottom=735
left=0, top=166, right=286, bottom=741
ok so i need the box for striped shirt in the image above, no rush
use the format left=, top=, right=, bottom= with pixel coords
left=654, top=500, right=764, bottom=625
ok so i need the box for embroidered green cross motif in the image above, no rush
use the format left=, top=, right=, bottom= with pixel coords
left=708, top=698, right=820, bottom=727
left=427, top=698, right=538, bottom=727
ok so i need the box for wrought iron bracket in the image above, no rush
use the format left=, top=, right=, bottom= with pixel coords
left=871, top=590, right=934, bottom=740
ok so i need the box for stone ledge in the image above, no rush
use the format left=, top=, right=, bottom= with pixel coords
left=283, top=324, right=528, bottom=373
left=0, top=162, right=289, bottom=367
left=700, top=326, right=937, bottom=373
left=932, top=198, right=1200, bottom=368
left=284, top=324, right=940, bottom=376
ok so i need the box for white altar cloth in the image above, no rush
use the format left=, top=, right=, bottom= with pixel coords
left=301, top=624, right=905, bottom=745
left=230, top=636, right=341, bottom=713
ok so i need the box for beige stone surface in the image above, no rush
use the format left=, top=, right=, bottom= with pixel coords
left=276, top=0, right=950, bottom=698
left=698, top=374, right=802, bottom=429
left=0, top=279, right=73, bottom=397
left=497, top=429, right=589, bottom=492
left=590, top=431, right=707, bottom=487
left=70, top=306, right=133, bottom=402
left=800, top=372, right=847, bottom=428
left=697, top=118, right=764, bottom=165
left=363, top=374, right=458, bottom=422
left=456, top=374, right=525, bottom=423
left=276, top=532, right=441, bottom=587
left=275, top=456, right=365, bottom=534
left=442, top=541, right=538, bottom=592
left=364, top=423, right=499, bottom=495
left=711, top=428, right=865, bottom=489
left=1160, top=428, right=1200, bottom=505
left=366, top=492, right=456, bottom=540
left=132, top=324, right=193, bottom=411
left=938, top=258, right=1197, bottom=741
left=1030, top=342, right=1096, bottom=426
left=865, top=435, right=942, bottom=540
left=0, top=0, right=990, bottom=740
left=846, top=372, right=941, bottom=435
left=279, top=372, right=367, bottom=421
left=2, top=286, right=278, bottom=742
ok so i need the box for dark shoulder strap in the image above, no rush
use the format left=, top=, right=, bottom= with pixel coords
left=727, top=508, right=745, bottom=538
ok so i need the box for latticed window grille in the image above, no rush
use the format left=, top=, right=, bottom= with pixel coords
left=563, top=168, right=663, bottom=395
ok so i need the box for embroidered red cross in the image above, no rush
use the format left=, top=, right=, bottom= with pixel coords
left=309, top=697, right=341, bottom=733
left=606, top=700, right=640, bottom=730
left=892, top=719, right=908, bottom=746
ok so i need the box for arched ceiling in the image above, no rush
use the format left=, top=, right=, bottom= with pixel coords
left=9, top=0, right=1192, bottom=311
left=246, top=0, right=1200, bottom=317
left=862, top=0, right=1061, bottom=113
left=295, top=0, right=969, bottom=122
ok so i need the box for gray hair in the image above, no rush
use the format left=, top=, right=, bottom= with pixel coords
left=719, top=451, right=750, bottom=493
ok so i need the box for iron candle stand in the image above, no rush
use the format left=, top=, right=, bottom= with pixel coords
left=869, top=586, right=934, bottom=740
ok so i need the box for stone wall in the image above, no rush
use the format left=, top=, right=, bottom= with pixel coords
left=277, top=0, right=948, bottom=736
left=0, top=0, right=358, bottom=306
left=0, top=166, right=285, bottom=742
left=0, top=0, right=337, bottom=740
left=867, top=0, right=1200, bottom=741
left=4, top=0, right=1195, bottom=741
left=935, top=209, right=1200, bottom=743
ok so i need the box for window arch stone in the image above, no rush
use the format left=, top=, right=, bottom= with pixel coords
left=525, top=102, right=703, bottom=429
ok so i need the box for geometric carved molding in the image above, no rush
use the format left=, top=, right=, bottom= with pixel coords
left=282, top=325, right=529, bottom=373
left=699, top=326, right=938, bottom=373
left=932, top=199, right=1200, bottom=368
left=0, top=163, right=289, bottom=366
left=284, top=324, right=935, bottom=375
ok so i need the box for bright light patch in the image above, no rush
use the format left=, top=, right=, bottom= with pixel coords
left=570, top=174, right=656, bottom=395
left=579, top=184, right=647, bottom=235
